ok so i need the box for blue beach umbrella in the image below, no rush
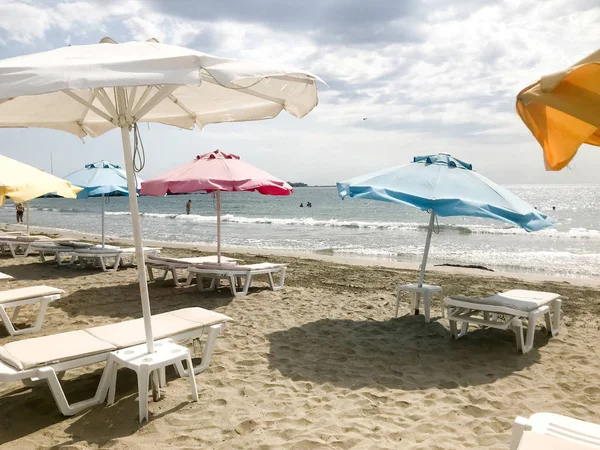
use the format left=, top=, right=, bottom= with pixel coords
left=337, top=153, right=553, bottom=288
left=64, top=160, right=142, bottom=247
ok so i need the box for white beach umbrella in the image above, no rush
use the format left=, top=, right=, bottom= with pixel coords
left=0, top=38, right=322, bottom=356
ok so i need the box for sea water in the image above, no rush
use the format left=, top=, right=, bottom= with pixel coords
left=1, top=185, right=599, bottom=278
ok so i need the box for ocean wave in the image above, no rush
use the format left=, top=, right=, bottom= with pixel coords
left=102, top=211, right=600, bottom=239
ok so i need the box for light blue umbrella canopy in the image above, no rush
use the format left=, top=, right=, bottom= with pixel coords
left=337, top=153, right=554, bottom=301
left=64, top=160, right=143, bottom=246
left=337, top=153, right=552, bottom=232
left=64, top=160, right=141, bottom=198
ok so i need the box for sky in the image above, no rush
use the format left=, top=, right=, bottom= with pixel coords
left=0, top=0, right=599, bottom=185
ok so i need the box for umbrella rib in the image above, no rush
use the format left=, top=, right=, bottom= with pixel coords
left=77, top=91, right=96, bottom=124
left=131, top=86, right=154, bottom=116
left=63, top=91, right=117, bottom=125
left=162, top=89, right=196, bottom=120
left=269, top=75, right=316, bottom=86
left=128, top=86, right=138, bottom=111
left=94, top=88, right=119, bottom=120
left=131, top=85, right=178, bottom=121
left=200, top=73, right=284, bottom=106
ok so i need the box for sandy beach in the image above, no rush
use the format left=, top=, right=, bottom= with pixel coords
left=0, top=233, right=600, bottom=449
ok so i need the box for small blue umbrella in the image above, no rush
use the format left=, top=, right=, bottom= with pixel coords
left=64, top=161, right=142, bottom=247
left=337, top=153, right=553, bottom=288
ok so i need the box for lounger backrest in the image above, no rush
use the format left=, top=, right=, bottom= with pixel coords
left=0, top=286, right=63, bottom=304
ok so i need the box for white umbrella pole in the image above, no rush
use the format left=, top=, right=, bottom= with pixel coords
left=117, top=96, right=154, bottom=354
left=418, top=211, right=436, bottom=288
left=216, top=190, right=221, bottom=264
left=101, top=193, right=105, bottom=248
left=26, top=201, right=30, bottom=236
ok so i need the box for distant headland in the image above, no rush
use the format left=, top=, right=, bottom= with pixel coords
left=287, top=182, right=335, bottom=188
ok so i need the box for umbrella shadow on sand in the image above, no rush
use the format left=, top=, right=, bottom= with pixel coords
left=267, top=315, right=548, bottom=391
left=54, top=281, right=236, bottom=321
left=0, top=364, right=193, bottom=446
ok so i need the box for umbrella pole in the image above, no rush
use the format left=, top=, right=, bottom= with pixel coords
left=26, top=201, right=30, bottom=236
left=118, top=120, right=154, bottom=355
left=101, top=193, right=105, bottom=248
left=216, top=190, right=221, bottom=264
left=418, top=211, right=436, bottom=289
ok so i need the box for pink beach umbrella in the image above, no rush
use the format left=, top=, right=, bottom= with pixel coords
left=140, top=149, right=292, bottom=262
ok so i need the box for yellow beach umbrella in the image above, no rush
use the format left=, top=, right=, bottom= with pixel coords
left=0, top=154, right=82, bottom=234
left=0, top=154, right=81, bottom=205
left=516, top=48, right=600, bottom=170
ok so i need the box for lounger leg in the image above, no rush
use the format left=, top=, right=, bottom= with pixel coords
left=107, top=361, right=119, bottom=405
left=510, top=416, right=532, bottom=450
left=228, top=275, right=238, bottom=295
left=186, top=353, right=199, bottom=402
left=510, top=318, right=525, bottom=353
left=27, top=298, right=51, bottom=334
left=37, top=363, right=113, bottom=416
left=449, top=317, right=459, bottom=339
left=0, top=305, right=17, bottom=335
left=546, top=299, right=561, bottom=336
left=267, top=272, right=275, bottom=290
left=459, top=320, right=469, bottom=338
left=278, top=268, right=286, bottom=289
left=522, top=311, right=542, bottom=354
left=193, top=324, right=224, bottom=375
left=10, top=305, right=22, bottom=323
left=147, top=265, right=155, bottom=281
left=394, top=287, right=402, bottom=318
left=185, top=271, right=194, bottom=286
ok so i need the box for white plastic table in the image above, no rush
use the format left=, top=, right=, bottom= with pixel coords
left=106, top=339, right=198, bottom=422
left=396, top=283, right=443, bottom=322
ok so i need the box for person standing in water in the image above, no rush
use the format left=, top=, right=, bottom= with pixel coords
left=186, top=199, right=192, bottom=215
left=15, top=203, right=24, bottom=223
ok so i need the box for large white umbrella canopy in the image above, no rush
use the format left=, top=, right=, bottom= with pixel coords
left=0, top=38, right=321, bottom=356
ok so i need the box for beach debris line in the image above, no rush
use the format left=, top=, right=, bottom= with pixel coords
left=434, top=263, right=494, bottom=272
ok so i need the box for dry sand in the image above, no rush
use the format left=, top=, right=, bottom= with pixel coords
left=0, top=241, right=600, bottom=449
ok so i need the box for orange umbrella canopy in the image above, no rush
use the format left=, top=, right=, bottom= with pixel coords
left=516, top=49, right=600, bottom=171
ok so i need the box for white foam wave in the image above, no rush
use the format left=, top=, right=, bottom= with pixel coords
left=101, top=211, right=600, bottom=239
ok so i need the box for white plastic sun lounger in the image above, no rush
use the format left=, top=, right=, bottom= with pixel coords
left=0, top=286, right=63, bottom=335
left=0, top=307, right=231, bottom=416
left=444, top=289, right=561, bottom=354
left=510, top=413, right=600, bottom=449
left=0, top=272, right=13, bottom=283
left=29, top=242, right=76, bottom=265
left=70, top=246, right=161, bottom=272
left=187, top=262, right=287, bottom=297
left=146, top=255, right=240, bottom=286
left=0, top=235, right=53, bottom=258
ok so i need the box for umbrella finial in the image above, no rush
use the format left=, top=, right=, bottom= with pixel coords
left=99, top=37, right=118, bottom=44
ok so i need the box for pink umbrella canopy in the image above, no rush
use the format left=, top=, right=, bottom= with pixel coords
left=140, top=149, right=293, bottom=196
left=140, top=149, right=292, bottom=263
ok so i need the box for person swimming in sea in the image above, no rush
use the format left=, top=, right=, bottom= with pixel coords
left=299, top=203, right=303, bottom=207
left=186, top=199, right=192, bottom=215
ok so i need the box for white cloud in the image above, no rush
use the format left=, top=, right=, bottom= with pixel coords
left=0, top=0, right=599, bottom=184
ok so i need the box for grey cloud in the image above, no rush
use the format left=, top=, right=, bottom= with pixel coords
left=144, top=0, right=424, bottom=45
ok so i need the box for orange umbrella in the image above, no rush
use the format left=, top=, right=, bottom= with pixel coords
left=516, top=49, right=600, bottom=170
